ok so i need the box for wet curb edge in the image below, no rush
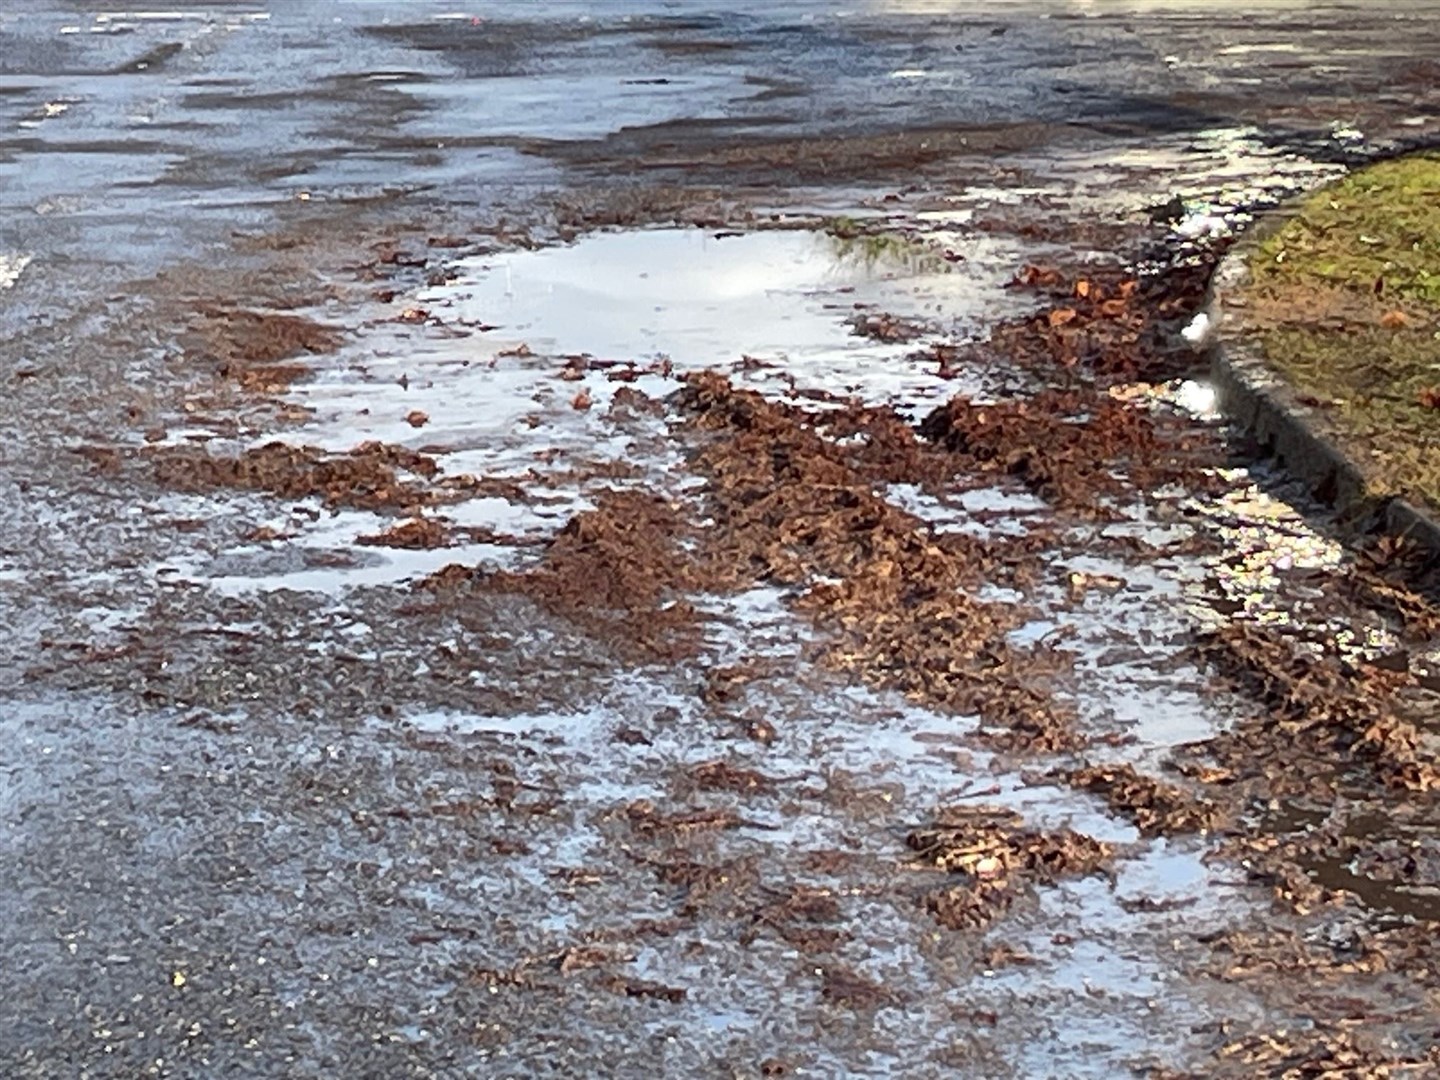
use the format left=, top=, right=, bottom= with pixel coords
left=1202, top=196, right=1440, bottom=562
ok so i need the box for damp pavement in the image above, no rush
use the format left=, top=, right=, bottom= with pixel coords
left=3, top=3, right=1440, bottom=1078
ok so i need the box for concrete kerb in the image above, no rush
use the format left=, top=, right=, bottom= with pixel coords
left=1202, top=194, right=1440, bottom=563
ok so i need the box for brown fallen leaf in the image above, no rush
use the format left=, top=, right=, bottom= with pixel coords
left=1048, top=307, right=1078, bottom=328
left=1380, top=309, right=1408, bottom=329
left=406, top=410, right=429, bottom=428
left=571, top=389, right=593, bottom=411
left=356, top=517, right=451, bottom=550
left=396, top=307, right=430, bottom=324
left=1417, top=386, right=1440, bottom=410
left=1012, top=264, right=1064, bottom=288
left=1067, top=571, right=1127, bottom=601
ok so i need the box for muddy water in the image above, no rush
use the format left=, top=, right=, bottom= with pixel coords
left=5, top=2, right=1440, bottom=1077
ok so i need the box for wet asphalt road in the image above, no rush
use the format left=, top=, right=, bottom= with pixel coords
left=3, top=3, right=1440, bottom=1078
left=2, top=0, right=1438, bottom=271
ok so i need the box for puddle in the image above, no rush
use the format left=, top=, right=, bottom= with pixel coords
left=1007, top=124, right=1347, bottom=246
left=155, top=504, right=522, bottom=598
left=184, top=541, right=515, bottom=598
left=885, top=482, right=1048, bottom=538
left=1260, top=804, right=1440, bottom=925
left=422, top=227, right=1025, bottom=409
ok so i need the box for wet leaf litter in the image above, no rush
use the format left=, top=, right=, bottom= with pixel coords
left=74, top=202, right=1440, bottom=1076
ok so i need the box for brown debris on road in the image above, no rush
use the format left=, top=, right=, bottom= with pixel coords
left=847, top=310, right=928, bottom=343
left=184, top=306, right=344, bottom=398
left=149, top=439, right=441, bottom=513
left=819, top=966, right=901, bottom=1011
left=483, top=490, right=705, bottom=660
left=995, top=260, right=1216, bottom=386
left=678, top=371, right=1075, bottom=745
left=356, top=516, right=454, bottom=550
left=917, top=259, right=1226, bottom=515
left=1190, top=622, right=1440, bottom=796
left=188, top=306, right=344, bottom=366
left=1162, top=1024, right=1440, bottom=1080
left=907, top=805, right=1113, bottom=932
left=688, top=759, right=774, bottom=794
left=231, top=362, right=310, bottom=395
left=1066, top=763, right=1222, bottom=837
left=918, top=389, right=1191, bottom=515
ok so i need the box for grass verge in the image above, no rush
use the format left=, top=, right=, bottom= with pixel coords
left=1241, top=153, right=1440, bottom=513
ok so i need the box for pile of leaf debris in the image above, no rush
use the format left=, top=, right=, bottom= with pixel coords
left=149, top=440, right=442, bottom=513
left=1158, top=1023, right=1440, bottom=1080
left=906, top=805, right=1113, bottom=931
left=678, top=371, right=1079, bottom=750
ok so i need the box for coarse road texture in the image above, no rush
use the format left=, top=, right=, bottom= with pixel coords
left=2, top=3, right=1439, bottom=1078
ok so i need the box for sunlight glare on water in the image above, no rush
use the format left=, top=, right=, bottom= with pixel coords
left=424, top=227, right=1013, bottom=374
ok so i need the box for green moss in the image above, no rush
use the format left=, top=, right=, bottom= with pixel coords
left=825, top=226, right=949, bottom=275
left=1242, top=153, right=1440, bottom=513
